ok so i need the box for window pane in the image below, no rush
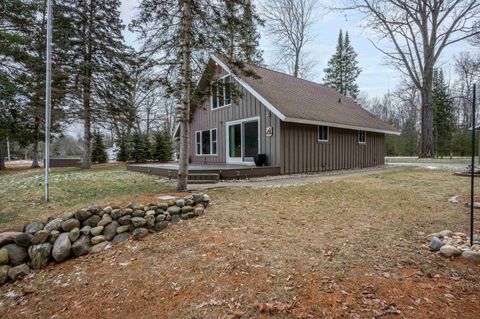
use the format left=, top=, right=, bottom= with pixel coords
left=229, top=124, right=241, bottom=157
left=211, top=84, right=218, bottom=109
left=202, top=130, right=211, bottom=154
left=211, top=129, right=217, bottom=154
left=359, top=130, right=366, bottom=143
left=196, top=132, right=201, bottom=154
left=318, top=126, right=328, bottom=141
left=218, top=82, right=224, bottom=107
left=244, top=121, right=258, bottom=158
left=224, top=76, right=231, bottom=105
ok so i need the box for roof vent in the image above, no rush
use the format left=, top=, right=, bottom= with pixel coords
left=338, top=97, right=341, bottom=103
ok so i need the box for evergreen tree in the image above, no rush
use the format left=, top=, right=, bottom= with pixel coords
left=432, top=69, right=455, bottom=157
left=143, top=134, right=152, bottom=161
left=116, top=134, right=130, bottom=162
left=153, top=130, right=173, bottom=161
left=90, top=132, right=108, bottom=163
left=131, top=132, right=146, bottom=163
left=323, top=30, right=361, bottom=101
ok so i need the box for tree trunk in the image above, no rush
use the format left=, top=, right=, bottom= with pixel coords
left=293, top=49, right=300, bottom=78
left=177, top=0, right=192, bottom=192
left=82, top=83, right=92, bottom=169
left=31, top=118, right=40, bottom=168
left=419, top=66, right=434, bottom=158
left=0, top=142, right=5, bottom=170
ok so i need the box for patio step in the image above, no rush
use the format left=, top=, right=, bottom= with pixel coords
left=188, top=173, right=220, bottom=184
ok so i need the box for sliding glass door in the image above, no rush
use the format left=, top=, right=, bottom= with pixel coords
left=226, top=118, right=259, bottom=164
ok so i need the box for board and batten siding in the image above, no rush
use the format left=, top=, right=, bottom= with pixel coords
left=280, top=122, right=385, bottom=174
left=189, top=80, right=281, bottom=166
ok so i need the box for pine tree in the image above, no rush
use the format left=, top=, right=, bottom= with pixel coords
left=323, top=30, right=361, bottom=101
left=432, top=69, right=455, bottom=157
left=116, top=134, right=130, bottom=162
left=153, top=130, right=173, bottom=162
left=238, top=0, right=263, bottom=64
left=90, top=132, right=108, bottom=163
left=131, top=132, right=146, bottom=163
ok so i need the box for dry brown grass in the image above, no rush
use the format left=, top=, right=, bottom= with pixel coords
left=0, top=168, right=479, bottom=318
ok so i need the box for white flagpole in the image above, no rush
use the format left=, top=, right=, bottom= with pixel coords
left=44, top=0, right=53, bottom=202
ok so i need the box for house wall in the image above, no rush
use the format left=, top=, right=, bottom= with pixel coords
left=280, top=122, right=385, bottom=174
left=189, top=69, right=281, bottom=165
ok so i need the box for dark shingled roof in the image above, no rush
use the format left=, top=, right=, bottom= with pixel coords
left=236, top=63, right=399, bottom=134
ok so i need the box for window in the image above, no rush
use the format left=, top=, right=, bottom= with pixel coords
left=196, top=129, right=217, bottom=155
left=211, top=75, right=232, bottom=109
left=318, top=125, right=329, bottom=142
left=358, top=130, right=366, bottom=144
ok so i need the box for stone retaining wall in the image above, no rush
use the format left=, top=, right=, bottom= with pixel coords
left=0, top=193, right=210, bottom=285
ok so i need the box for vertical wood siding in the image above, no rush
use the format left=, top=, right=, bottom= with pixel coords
left=280, top=122, right=385, bottom=174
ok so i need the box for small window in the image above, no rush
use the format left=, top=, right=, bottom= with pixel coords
left=211, top=75, right=232, bottom=109
left=195, top=129, right=217, bottom=155
left=358, top=130, right=366, bottom=144
left=318, top=125, right=329, bottom=142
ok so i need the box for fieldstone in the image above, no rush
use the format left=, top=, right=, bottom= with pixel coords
left=154, top=221, right=169, bottom=232
left=145, top=215, right=155, bottom=228
left=44, top=218, right=63, bottom=232
left=83, top=215, right=101, bottom=227
left=192, top=193, right=203, bottom=204
left=167, top=206, right=181, bottom=215
left=80, top=226, right=92, bottom=235
left=8, top=263, right=30, bottom=281
left=69, top=228, right=80, bottom=242
left=112, top=233, right=129, bottom=245
left=194, top=207, right=204, bottom=216
left=132, top=228, right=148, bottom=240
left=103, top=206, right=112, bottom=214
left=0, top=231, right=22, bottom=247
left=4, top=244, right=28, bottom=266
left=184, top=195, right=194, bottom=201
left=90, top=226, right=104, bottom=236
left=90, top=242, right=107, bottom=254
left=156, top=208, right=166, bottom=215
left=132, top=210, right=145, bottom=217
left=171, top=215, right=180, bottom=223
left=88, top=204, right=102, bottom=215
left=116, top=225, right=130, bottom=234
left=133, top=204, right=144, bottom=211
left=97, top=215, right=112, bottom=227
left=31, top=230, right=49, bottom=245
left=71, top=235, right=91, bottom=257
left=118, top=215, right=132, bottom=226
left=14, top=233, right=33, bottom=247
left=462, top=250, right=480, bottom=263
left=63, top=211, right=76, bottom=220
left=0, top=248, right=9, bottom=265
left=453, top=232, right=467, bottom=237
left=180, top=213, right=189, bottom=220
left=158, top=203, right=168, bottom=210
left=131, top=217, right=146, bottom=228
left=104, top=221, right=119, bottom=241
left=111, top=209, right=122, bottom=220
left=175, top=199, right=185, bottom=208
left=28, top=243, right=52, bottom=269
left=155, top=215, right=166, bottom=222
left=121, top=208, right=133, bottom=216
left=48, top=230, right=60, bottom=244
left=438, top=230, right=453, bottom=238
left=165, top=213, right=171, bottom=221
left=181, top=206, right=193, bottom=213
left=440, top=245, right=462, bottom=257
left=0, top=265, right=9, bottom=285
left=429, top=236, right=444, bottom=251
left=75, top=209, right=92, bottom=221
left=91, top=235, right=105, bottom=245
left=25, top=222, right=44, bottom=235
left=52, top=233, right=71, bottom=262
left=185, top=199, right=195, bottom=206
left=145, top=210, right=156, bottom=216
left=62, top=218, right=81, bottom=232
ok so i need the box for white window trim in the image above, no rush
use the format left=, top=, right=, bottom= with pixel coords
left=318, top=125, right=329, bottom=142
left=358, top=130, right=367, bottom=144
left=211, top=74, right=232, bottom=110
left=195, top=128, right=218, bottom=156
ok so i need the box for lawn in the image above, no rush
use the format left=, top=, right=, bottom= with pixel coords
left=1, top=168, right=480, bottom=318
left=386, top=156, right=474, bottom=164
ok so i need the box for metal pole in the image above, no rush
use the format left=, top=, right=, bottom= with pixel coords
left=6, top=136, right=10, bottom=162
left=44, top=0, right=53, bottom=202
left=471, top=84, right=476, bottom=246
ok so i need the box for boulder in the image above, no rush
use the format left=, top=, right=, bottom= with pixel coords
left=202, top=194, right=210, bottom=203
left=90, top=242, right=107, bottom=254
left=118, top=215, right=132, bottom=225
left=167, top=206, right=181, bottom=215
left=116, top=225, right=130, bottom=234
left=48, top=230, right=60, bottom=244
left=0, top=248, right=9, bottom=265
left=4, top=244, right=28, bottom=266
left=14, top=233, right=33, bottom=247
left=71, top=235, right=91, bottom=257
left=82, top=215, right=101, bottom=227
left=175, top=199, right=185, bottom=208
left=111, top=209, right=122, bottom=220
left=192, top=193, right=203, bottom=204
left=132, top=210, right=145, bottom=217
left=69, top=228, right=80, bottom=242
left=31, top=230, right=49, bottom=245
left=171, top=215, right=180, bottom=224
left=181, top=206, right=193, bottom=213
left=44, top=218, right=63, bottom=232
left=88, top=204, right=102, bottom=215
left=103, top=206, right=112, bottom=214
left=158, top=203, right=168, bottom=210
left=154, top=221, right=169, bottom=232
left=52, top=233, right=71, bottom=262
left=80, top=226, right=92, bottom=235
left=194, top=207, right=204, bottom=216
left=97, top=215, right=112, bottom=227
left=112, top=233, right=130, bottom=245
left=90, top=226, right=104, bottom=236
left=28, top=243, right=52, bottom=269
left=104, top=221, right=119, bottom=241
left=75, top=209, right=92, bottom=221
left=131, top=217, right=146, bottom=228
left=91, top=235, right=105, bottom=245
left=145, top=210, right=156, bottom=217
left=8, top=263, right=30, bottom=281
left=62, top=218, right=80, bottom=232
left=63, top=211, right=76, bottom=220
left=25, top=222, right=44, bottom=235
left=0, top=231, right=22, bottom=248
left=440, top=245, right=462, bottom=257
left=462, top=250, right=480, bottom=263
left=429, top=237, right=444, bottom=251
left=133, top=204, right=144, bottom=211
left=155, top=215, right=166, bottom=222
left=132, top=228, right=148, bottom=240
left=438, top=230, right=453, bottom=238
left=145, top=215, right=155, bottom=228
left=0, top=265, right=9, bottom=285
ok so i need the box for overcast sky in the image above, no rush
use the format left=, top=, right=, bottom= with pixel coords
left=120, top=0, right=475, bottom=99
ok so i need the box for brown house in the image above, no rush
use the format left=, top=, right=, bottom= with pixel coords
left=180, top=54, right=398, bottom=176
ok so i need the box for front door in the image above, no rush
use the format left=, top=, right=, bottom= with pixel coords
left=226, top=118, right=259, bottom=164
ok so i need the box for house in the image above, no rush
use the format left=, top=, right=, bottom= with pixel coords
left=183, top=54, right=398, bottom=175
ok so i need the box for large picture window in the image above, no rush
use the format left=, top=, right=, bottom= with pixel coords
left=318, top=125, right=329, bottom=142
left=196, top=129, right=217, bottom=155
left=211, top=75, right=232, bottom=109
left=358, top=130, right=366, bottom=144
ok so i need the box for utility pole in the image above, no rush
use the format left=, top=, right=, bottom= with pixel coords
left=44, top=0, right=53, bottom=202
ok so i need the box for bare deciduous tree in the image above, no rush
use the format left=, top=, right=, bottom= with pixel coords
left=341, top=0, right=480, bottom=157
left=261, top=0, right=317, bottom=78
